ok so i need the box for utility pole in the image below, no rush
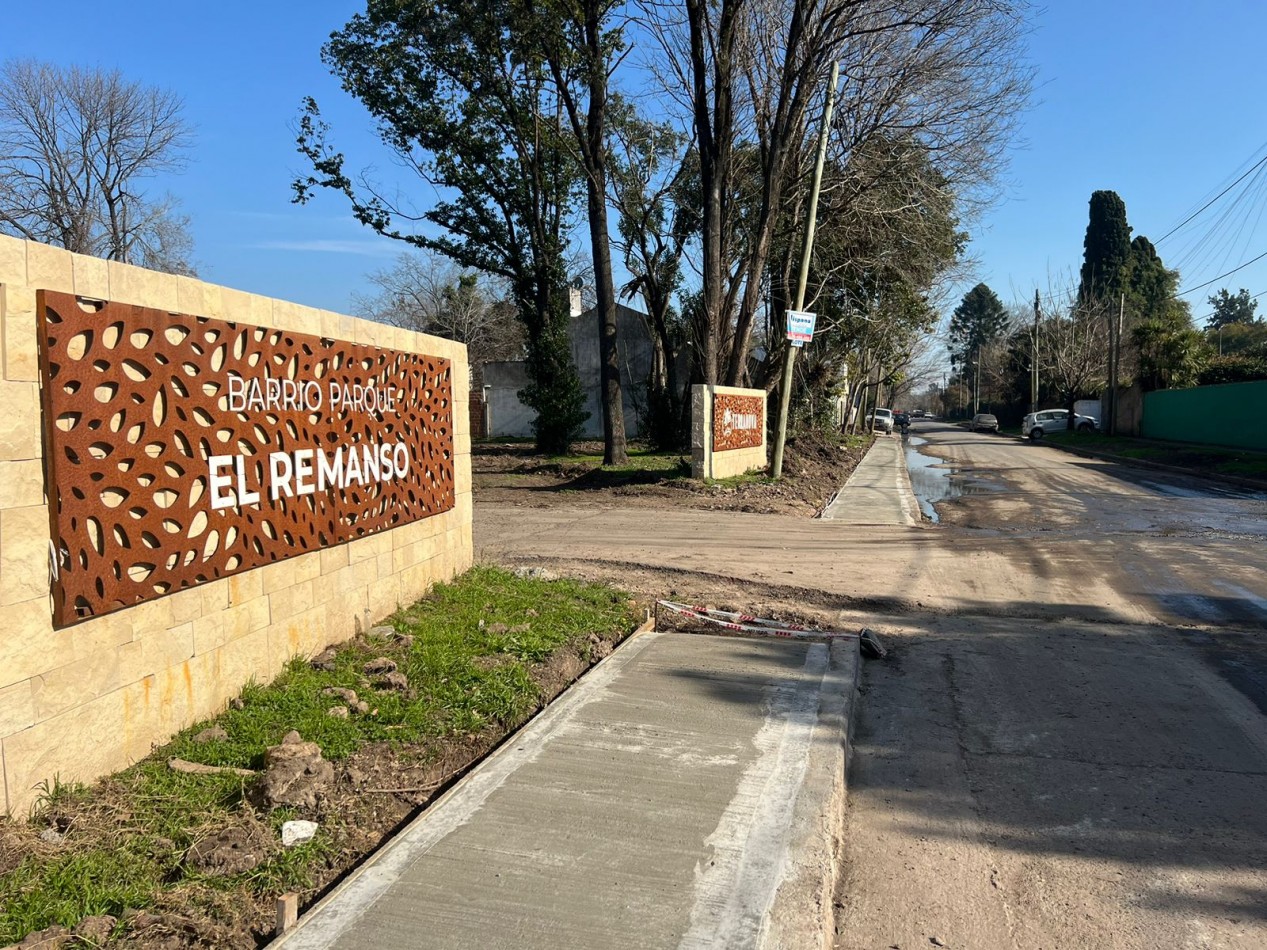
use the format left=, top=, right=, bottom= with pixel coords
left=1108, top=293, right=1123, bottom=436
left=772, top=61, right=839, bottom=478
left=973, top=346, right=981, bottom=415
left=1031, top=289, right=1040, bottom=414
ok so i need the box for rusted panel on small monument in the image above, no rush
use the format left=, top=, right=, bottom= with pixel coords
left=38, top=290, right=455, bottom=627
left=711, top=393, right=764, bottom=452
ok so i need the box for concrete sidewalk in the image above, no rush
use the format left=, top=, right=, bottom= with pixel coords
left=275, top=631, right=859, bottom=950
left=821, top=435, right=918, bottom=525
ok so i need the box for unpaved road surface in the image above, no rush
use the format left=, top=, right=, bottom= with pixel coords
left=476, top=420, right=1267, bottom=949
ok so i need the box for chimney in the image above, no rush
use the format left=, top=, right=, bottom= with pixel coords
left=569, top=286, right=583, bottom=317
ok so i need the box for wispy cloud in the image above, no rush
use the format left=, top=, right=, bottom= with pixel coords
left=249, top=239, right=396, bottom=257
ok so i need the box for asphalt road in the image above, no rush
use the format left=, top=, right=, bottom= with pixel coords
left=476, top=424, right=1267, bottom=948
left=834, top=422, right=1267, bottom=950
left=902, top=420, right=1267, bottom=712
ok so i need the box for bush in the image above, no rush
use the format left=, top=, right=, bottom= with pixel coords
left=1198, top=353, right=1267, bottom=386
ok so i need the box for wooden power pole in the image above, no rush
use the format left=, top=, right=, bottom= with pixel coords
left=1031, top=289, right=1040, bottom=414
left=772, top=61, right=839, bottom=479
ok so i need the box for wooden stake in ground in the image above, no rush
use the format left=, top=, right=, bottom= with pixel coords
left=276, top=893, right=298, bottom=935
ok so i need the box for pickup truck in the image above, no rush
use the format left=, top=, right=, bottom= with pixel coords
left=865, top=408, right=894, bottom=433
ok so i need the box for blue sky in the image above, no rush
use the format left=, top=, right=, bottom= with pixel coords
left=4, top=1, right=1267, bottom=329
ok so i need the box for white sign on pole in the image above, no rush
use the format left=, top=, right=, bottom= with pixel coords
left=786, top=310, right=816, bottom=343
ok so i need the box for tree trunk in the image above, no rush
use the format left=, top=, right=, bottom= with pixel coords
left=588, top=176, right=627, bottom=464
left=583, top=0, right=626, bottom=464
left=686, top=0, right=735, bottom=386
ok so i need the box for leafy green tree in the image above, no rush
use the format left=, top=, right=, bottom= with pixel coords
left=1124, top=235, right=1204, bottom=390
left=645, top=0, right=1031, bottom=388
left=1212, top=320, right=1267, bottom=355
left=292, top=0, right=587, bottom=453
left=774, top=136, right=960, bottom=430
left=1078, top=190, right=1132, bottom=307
left=948, top=283, right=1010, bottom=372
left=1206, top=288, right=1259, bottom=329
left=1132, top=320, right=1209, bottom=391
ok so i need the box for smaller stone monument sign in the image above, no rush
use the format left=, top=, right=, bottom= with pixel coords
left=691, top=385, right=767, bottom=479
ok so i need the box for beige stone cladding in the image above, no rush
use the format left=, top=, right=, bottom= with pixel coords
left=690, top=384, right=768, bottom=479
left=0, top=236, right=473, bottom=816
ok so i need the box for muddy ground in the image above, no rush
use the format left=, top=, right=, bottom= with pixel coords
left=472, top=432, right=871, bottom=517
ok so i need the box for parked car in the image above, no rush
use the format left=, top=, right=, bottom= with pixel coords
left=970, top=413, right=999, bottom=433
left=865, top=408, right=894, bottom=433
left=894, top=411, right=911, bottom=430
left=1022, top=409, right=1097, bottom=440
left=911, top=409, right=925, bottom=418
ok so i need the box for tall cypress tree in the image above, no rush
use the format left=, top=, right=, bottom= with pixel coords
left=1078, top=190, right=1133, bottom=307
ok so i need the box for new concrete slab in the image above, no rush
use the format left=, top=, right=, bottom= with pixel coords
left=274, top=631, right=859, bottom=950
left=821, top=435, right=918, bottom=525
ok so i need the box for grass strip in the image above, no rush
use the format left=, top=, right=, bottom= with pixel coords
left=1041, top=430, right=1267, bottom=480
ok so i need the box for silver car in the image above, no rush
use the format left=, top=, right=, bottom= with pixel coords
left=1023, top=409, right=1097, bottom=439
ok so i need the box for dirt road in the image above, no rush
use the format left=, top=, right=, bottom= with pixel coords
left=475, top=420, right=1267, bottom=949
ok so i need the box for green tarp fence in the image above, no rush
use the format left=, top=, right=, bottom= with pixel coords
left=1142, top=379, right=1267, bottom=451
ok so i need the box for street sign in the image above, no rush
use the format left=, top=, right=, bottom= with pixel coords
left=786, top=309, right=816, bottom=343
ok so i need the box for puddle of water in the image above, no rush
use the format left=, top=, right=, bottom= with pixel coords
left=904, top=436, right=999, bottom=522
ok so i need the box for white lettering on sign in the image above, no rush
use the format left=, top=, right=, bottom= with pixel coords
left=227, top=374, right=325, bottom=413
left=328, top=382, right=396, bottom=414
left=225, top=372, right=399, bottom=416
left=208, top=443, right=413, bottom=511
left=723, top=407, right=759, bottom=431
left=211, top=369, right=414, bottom=511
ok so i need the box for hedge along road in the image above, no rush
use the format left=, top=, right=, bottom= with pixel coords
left=477, top=419, right=1267, bottom=949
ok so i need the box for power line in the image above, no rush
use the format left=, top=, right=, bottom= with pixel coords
left=1176, top=248, right=1267, bottom=297
left=1157, top=149, right=1267, bottom=246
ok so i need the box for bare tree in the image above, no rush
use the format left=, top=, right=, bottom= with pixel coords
left=0, top=59, right=195, bottom=273
left=608, top=100, right=694, bottom=447
left=1039, top=292, right=1110, bottom=427
left=639, top=0, right=1033, bottom=387
left=353, top=251, right=525, bottom=375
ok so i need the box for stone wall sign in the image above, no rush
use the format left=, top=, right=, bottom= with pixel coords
left=38, top=290, right=455, bottom=626
left=711, top=393, right=764, bottom=452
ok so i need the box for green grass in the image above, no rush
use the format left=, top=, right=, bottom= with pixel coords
left=1041, top=430, right=1267, bottom=480
left=0, top=566, right=638, bottom=944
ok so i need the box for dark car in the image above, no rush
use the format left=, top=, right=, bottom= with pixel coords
left=894, top=411, right=911, bottom=429
left=970, top=413, right=999, bottom=433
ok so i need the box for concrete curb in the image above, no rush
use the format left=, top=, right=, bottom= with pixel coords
left=760, top=636, right=861, bottom=950
left=270, top=630, right=664, bottom=948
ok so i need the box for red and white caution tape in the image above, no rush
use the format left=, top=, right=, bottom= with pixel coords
left=656, top=600, right=859, bottom=641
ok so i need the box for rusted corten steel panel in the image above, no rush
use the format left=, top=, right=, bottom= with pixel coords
left=38, top=291, right=455, bottom=627
left=711, top=393, right=764, bottom=452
